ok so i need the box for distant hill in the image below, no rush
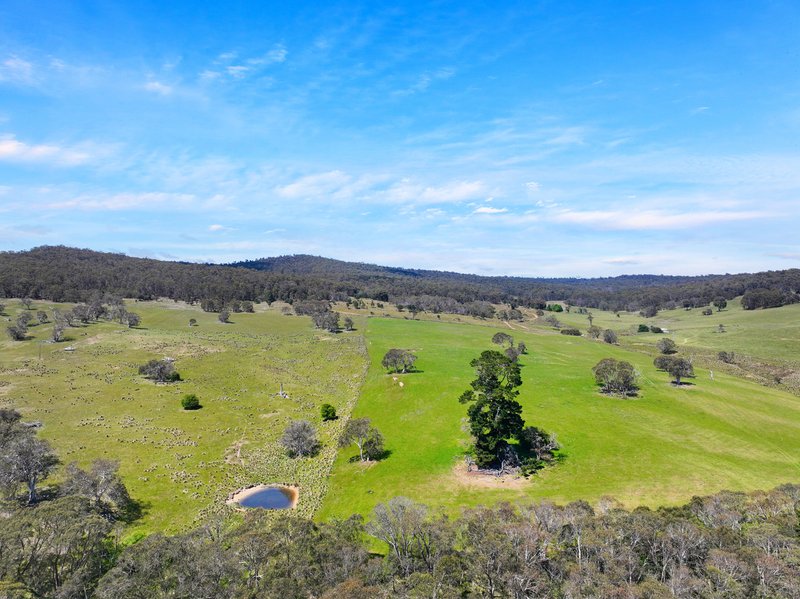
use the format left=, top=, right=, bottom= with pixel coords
left=0, top=246, right=798, bottom=313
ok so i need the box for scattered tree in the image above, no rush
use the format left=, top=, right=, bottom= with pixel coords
left=181, top=394, right=201, bottom=410
left=343, top=316, right=354, bottom=331
left=517, top=425, right=560, bottom=474
left=657, top=338, right=678, bottom=354
left=587, top=325, right=603, bottom=339
left=126, top=312, right=141, bottom=328
left=491, top=332, right=514, bottom=348
left=320, top=403, right=337, bottom=421
left=20, top=297, right=33, bottom=310
left=713, top=297, right=728, bottom=311
left=0, top=303, right=5, bottom=314
left=281, top=420, right=320, bottom=457
left=339, top=417, right=384, bottom=461
left=189, top=318, right=197, bottom=327
left=702, top=307, right=713, bottom=316
left=592, top=358, right=639, bottom=397
left=218, top=309, right=230, bottom=323
left=138, top=359, right=181, bottom=382
left=602, top=329, right=618, bottom=345
left=36, top=310, right=48, bottom=324
left=6, top=323, right=26, bottom=341
left=52, top=322, right=66, bottom=342
left=381, top=349, right=417, bottom=373
left=653, top=356, right=695, bottom=385
left=458, top=350, right=525, bottom=468
left=517, top=341, right=527, bottom=354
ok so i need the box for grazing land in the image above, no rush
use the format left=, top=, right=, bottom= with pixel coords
left=0, top=300, right=367, bottom=533
left=319, top=315, right=800, bottom=519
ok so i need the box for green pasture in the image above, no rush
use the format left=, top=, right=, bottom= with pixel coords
left=0, top=300, right=367, bottom=533
left=320, top=316, right=800, bottom=520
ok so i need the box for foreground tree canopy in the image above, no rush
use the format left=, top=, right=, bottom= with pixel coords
left=4, top=481, right=800, bottom=598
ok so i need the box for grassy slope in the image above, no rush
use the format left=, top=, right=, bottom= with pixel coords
left=319, top=316, right=800, bottom=520
left=0, top=301, right=367, bottom=533
left=554, top=298, right=800, bottom=365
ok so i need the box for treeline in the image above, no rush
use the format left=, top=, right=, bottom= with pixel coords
left=3, top=482, right=800, bottom=597
left=1, top=246, right=799, bottom=313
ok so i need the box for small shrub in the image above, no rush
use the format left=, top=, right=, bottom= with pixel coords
left=718, top=351, right=735, bottom=364
left=560, top=328, right=581, bottom=336
left=637, top=324, right=650, bottom=333
left=649, top=325, right=664, bottom=334
left=321, top=403, right=337, bottom=421
left=657, top=338, right=678, bottom=355
left=702, top=308, right=713, bottom=316
left=188, top=318, right=197, bottom=327
left=181, top=394, right=201, bottom=410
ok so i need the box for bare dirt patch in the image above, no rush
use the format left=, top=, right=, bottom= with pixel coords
left=449, top=462, right=529, bottom=489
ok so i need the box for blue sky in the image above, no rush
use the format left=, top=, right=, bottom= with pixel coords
left=1, top=1, right=799, bottom=276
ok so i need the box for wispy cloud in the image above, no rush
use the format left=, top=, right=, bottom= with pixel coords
left=394, top=67, right=455, bottom=96
left=473, top=206, right=508, bottom=214
left=276, top=170, right=351, bottom=198
left=46, top=192, right=196, bottom=211
left=0, top=135, right=93, bottom=166
left=548, top=208, right=771, bottom=231
left=0, top=56, right=35, bottom=85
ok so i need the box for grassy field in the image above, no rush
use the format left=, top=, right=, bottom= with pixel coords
left=4, top=296, right=800, bottom=533
left=0, top=300, right=367, bottom=534
left=319, top=316, right=800, bottom=520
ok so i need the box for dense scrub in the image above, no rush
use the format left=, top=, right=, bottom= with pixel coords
left=3, top=484, right=800, bottom=597
left=2, top=246, right=799, bottom=314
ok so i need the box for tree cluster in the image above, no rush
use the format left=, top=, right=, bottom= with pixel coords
left=592, top=358, right=639, bottom=397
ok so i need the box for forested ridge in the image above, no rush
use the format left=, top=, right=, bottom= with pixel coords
left=1, top=246, right=798, bottom=312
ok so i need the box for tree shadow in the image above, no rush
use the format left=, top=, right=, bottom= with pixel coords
left=347, top=449, right=393, bottom=463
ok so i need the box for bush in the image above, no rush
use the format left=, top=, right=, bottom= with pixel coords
left=181, top=394, right=201, bottom=410
left=560, top=328, right=581, bottom=336
left=656, top=338, right=678, bottom=354
left=602, top=329, right=618, bottom=344
left=637, top=324, right=650, bottom=333
left=649, top=325, right=664, bottom=334
left=718, top=351, right=736, bottom=364
left=321, top=403, right=337, bottom=421
left=702, top=308, right=713, bottom=316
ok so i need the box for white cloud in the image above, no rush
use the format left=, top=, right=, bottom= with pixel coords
left=0, top=135, right=92, bottom=166
left=144, top=80, right=173, bottom=95
left=208, top=224, right=226, bottom=231
left=226, top=65, right=250, bottom=78
left=473, top=206, right=508, bottom=214
left=249, top=45, right=288, bottom=65
left=525, top=181, right=541, bottom=192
